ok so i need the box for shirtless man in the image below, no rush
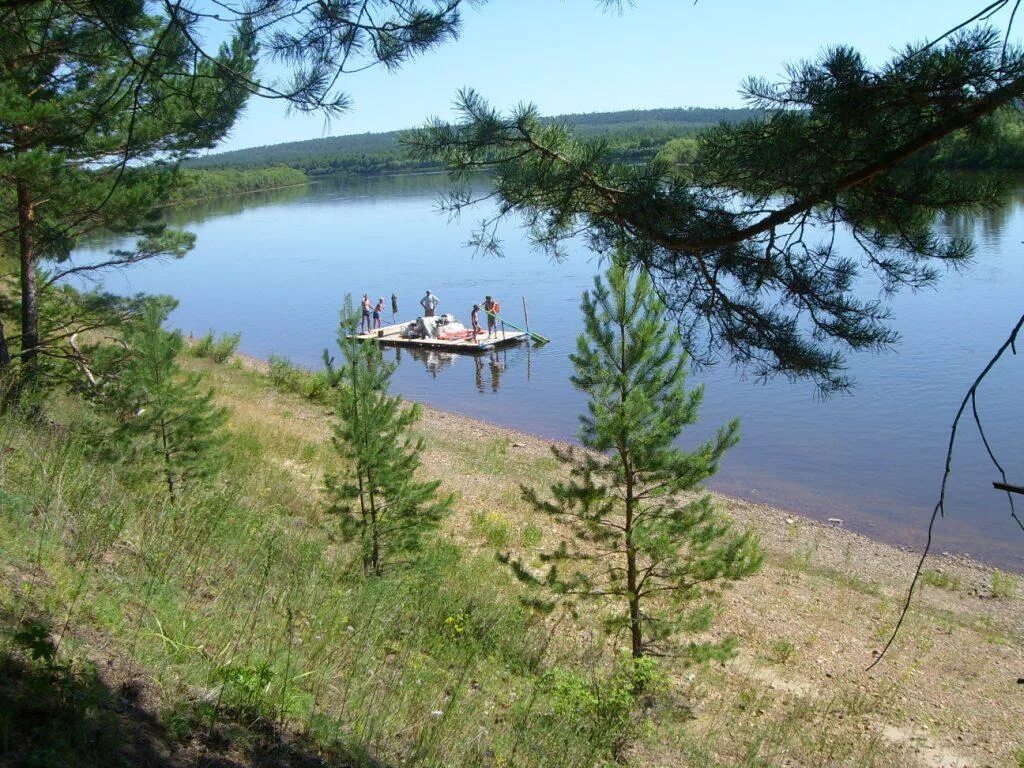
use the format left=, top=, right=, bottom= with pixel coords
left=360, top=294, right=372, bottom=333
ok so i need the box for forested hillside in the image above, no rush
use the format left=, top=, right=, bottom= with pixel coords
left=184, top=107, right=764, bottom=175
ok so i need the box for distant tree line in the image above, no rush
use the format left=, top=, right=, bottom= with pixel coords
left=182, top=107, right=765, bottom=176
left=183, top=105, right=1024, bottom=184
left=166, top=167, right=309, bottom=206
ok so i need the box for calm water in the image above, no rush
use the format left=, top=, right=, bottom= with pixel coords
left=70, top=174, right=1024, bottom=568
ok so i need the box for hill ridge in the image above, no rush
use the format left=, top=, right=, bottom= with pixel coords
left=185, top=106, right=762, bottom=173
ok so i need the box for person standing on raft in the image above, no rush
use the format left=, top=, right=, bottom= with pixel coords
left=483, top=295, right=500, bottom=336
left=372, top=297, right=384, bottom=329
left=420, top=290, right=439, bottom=317
left=360, top=294, right=372, bottom=333
left=470, top=304, right=482, bottom=337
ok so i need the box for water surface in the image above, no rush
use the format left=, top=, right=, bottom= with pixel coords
left=71, top=174, right=1024, bottom=568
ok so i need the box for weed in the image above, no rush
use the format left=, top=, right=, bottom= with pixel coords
left=921, top=569, right=960, bottom=591
left=214, top=660, right=274, bottom=723
left=976, top=616, right=1011, bottom=646
left=990, top=569, right=1018, bottom=599
left=544, top=655, right=666, bottom=761
left=191, top=331, right=241, bottom=363
left=785, top=544, right=815, bottom=571
left=444, top=611, right=468, bottom=638
left=470, top=508, right=512, bottom=549
left=764, top=638, right=796, bottom=665
left=785, top=519, right=802, bottom=542
left=10, top=619, right=59, bottom=668
left=521, top=523, right=543, bottom=549
left=480, top=437, right=511, bottom=473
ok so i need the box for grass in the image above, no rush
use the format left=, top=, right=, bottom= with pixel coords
left=0, top=414, right=591, bottom=766
left=266, top=354, right=335, bottom=402
left=921, top=569, right=960, bottom=591
left=470, top=508, right=512, bottom=549
left=990, top=569, right=1018, bottom=599
left=763, top=638, right=796, bottom=665
left=1, top=353, right=1021, bottom=767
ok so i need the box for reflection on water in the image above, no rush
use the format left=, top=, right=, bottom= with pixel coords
left=399, top=347, right=459, bottom=378
left=940, top=174, right=1024, bottom=244
left=393, top=345, right=512, bottom=393
left=478, top=351, right=507, bottom=393
left=70, top=172, right=1024, bottom=568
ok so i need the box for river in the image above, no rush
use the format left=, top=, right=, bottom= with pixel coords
left=69, top=173, right=1024, bottom=568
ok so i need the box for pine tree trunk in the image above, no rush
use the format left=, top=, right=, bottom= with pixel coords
left=368, top=483, right=381, bottom=576
left=356, top=471, right=371, bottom=575
left=625, top=469, right=643, bottom=659
left=0, top=317, right=12, bottom=372
left=618, top=310, right=643, bottom=659
left=349, top=354, right=375, bottom=576
left=16, top=178, right=39, bottom=384
left=159, top=418, right=176, bottom=503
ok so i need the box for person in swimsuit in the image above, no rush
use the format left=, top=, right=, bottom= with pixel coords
left=373, top=297, right=384, bottom=329
left=360, top=294, right=372, bottom=333
left=470, top=304, right=482, bottom=337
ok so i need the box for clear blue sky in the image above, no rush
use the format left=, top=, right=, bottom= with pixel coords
left=213, top=1, right=1015, bottom=153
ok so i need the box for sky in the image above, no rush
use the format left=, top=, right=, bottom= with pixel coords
left=210, top=1, right=1014, bottom=153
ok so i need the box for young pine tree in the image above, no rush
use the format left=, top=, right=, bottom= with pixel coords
left=325, top=299, right=452, bottom=576
left=103, top=302, right=227, bottom=501
left=517, top=262, right=762, bottom=660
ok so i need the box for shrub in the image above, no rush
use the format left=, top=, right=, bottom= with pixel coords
left=191, top=331, right=241, bottom=363
left=544, top=655, right=666, bottom=761
left=991, top=569, right=1018, bottom=599
left=921, top=569, right=960, bottom=591
left=267, top=356, right=334, bottom=402
left=210, top=333, right=241, bottom=363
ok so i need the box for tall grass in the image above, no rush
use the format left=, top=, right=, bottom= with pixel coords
left=0, top=409, right=610, bottom=766
left=0, top=357, right=981, bottom=767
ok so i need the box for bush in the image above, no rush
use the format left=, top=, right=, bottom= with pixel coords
left=190, top=331, right=241, bottom=363
left=991, top=569, right=1018, bottom=599
left=266, top=356, right=334, bottom=402
left=921, top=569, right=960, bottom=591
left=544, top=655, right=666, bottom=761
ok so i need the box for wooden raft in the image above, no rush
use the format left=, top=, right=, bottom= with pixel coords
left=350, top=320, right=527, bottom=353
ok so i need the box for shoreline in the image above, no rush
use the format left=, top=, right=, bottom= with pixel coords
left=232, top=348, right=1014, bottom=580
left=413, top=400, right=1012, bottom=588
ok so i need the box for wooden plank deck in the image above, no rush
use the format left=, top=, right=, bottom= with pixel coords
left=350, top=320, right=527, bottom=353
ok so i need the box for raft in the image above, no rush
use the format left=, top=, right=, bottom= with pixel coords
left=350, top=320, right=528, bottom=353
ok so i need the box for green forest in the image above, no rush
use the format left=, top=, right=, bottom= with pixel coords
left=183, top=107, right=763, bottom=176
left=181, top=106, right=1024, bottom=199
left=166, top=166, right=308, bottom=205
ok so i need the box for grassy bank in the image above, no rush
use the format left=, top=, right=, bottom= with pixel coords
left=1, top=352, right=1022, bottom=767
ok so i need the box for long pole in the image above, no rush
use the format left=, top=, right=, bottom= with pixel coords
left=483, top=309, right=548, bottom=343
left=522, top=296, right=530, bottom=338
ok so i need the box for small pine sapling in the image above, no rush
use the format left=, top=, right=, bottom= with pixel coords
left=513, top=262, right=762, bottom=660
left=103, top=302, right=227, bottom=501
left=325, top=298, right=452, bottom=576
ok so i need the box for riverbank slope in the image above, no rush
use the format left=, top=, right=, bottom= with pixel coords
left=1, top=352, right=1021, bottom=767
